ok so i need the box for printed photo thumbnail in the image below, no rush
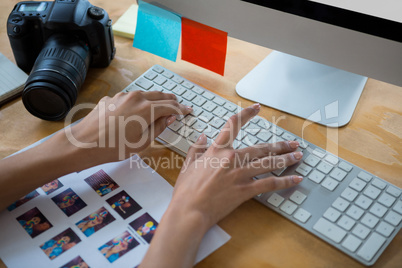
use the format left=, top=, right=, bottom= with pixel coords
left=40, top=228, right=81, bottom=260
left=84, top=169, right=119, bottom=197
left=129, top=213, right=158, bottom=243
left=7, top=190, right=40, bottom=211
left=51, top=188, right=87, bottom=217
left=41, top=179, right=64, bottom=195
left=76, top=207, right=116, bottom=237
left=99, top=231, right=139, bottom=263
left=106, top=191, right=142, bottom=220
left=17, top=207, right=52, bottom=238
left=60, top=256, right=89, bottom=268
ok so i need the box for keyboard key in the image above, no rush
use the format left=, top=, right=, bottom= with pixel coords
left=245, top=123, right=260, bottom=135
left=323, top=207, right=341, bottom=222
left=342, top=234, right=362, bottom=253
left=352, top=223, right=370, bottom=240
left=296, top=138, right=308, bottom=149
left=312, top=149, right=326, bottom=158
left=308, top=170, right=325, bottom=184
left=371, top=178, right=387, bottom=190
left=270, top=127, right=284, bottom=136
left=324, top=154, right=339, bottom=165
left=357, top=232, right=386, bottom=262
left=192, top=95, right=207, bottom=107
left=361, top=213, right=379, bottom=228
left=321, top=177, right=339, bottom=191
left=154, top=75, right=167, bottom=85
left=393, top=200, right=402, bottom=214
left=267, top=193, right=284, bottom=207
left=257, top=120, right=270, bottom=130
left=313, top=218, right=347, bottom=243
left=358, top=171, right=372, bottom=182
left=377, top=192, right=396, bottom=207
left=295, top=163, right=312, bottom=176
left=386, top=185, right=401, bottom=198
left=289, top=190, right=307, bottom=205
left=332, top=197, right=350, bottom=212
left=172, top=85, right=186, bottom=95
left=329, top=168, right=347, bottom=181
left=375, top=221, right=394, bottom=237
left=190, top=106, right=204, bottom=117
left=182, top=115, right=197, bottom=126
left=198, top=112, right=214, bottom=123
left=202, top=101, right=217, bottom=112
left=152, top=65, right=164, bottom=73
left=317, top=161, right=334, bottom=174
left=144, top=70, right=158, bottom=80
left=346, top=205, right=364, bottom=220
left=135, top=77, right=153, bottom=90
left=369, top=203, right=387, bottom=218
left=202, top=91, right=215, bottom=100
left=341, top=187, right=358, bottom=202
left=182, top=90, right=197, bottom=101
left=212, top=106, right=228, bottom=118
left=349, top=177, right=367, bottom=192
left=191, top=86, right=204, bottom=94
left=293, top=208, right=311, bottom=223
left=304, top=155, right=320, bottom=167
left=280, top=200, right=298, bottom=215
left=161, top=70, right=174, bottom=78
left=182, top=81, right=194, bottom=89
left=337, top=215, right=356, bottom=231
left=168, top=121, right=183, bottom=132
left=178, top=126, right=193, bottom=138
left=210, top=118, right=225, bottom=129
left=204, top=126, right=219, bottom=139
left=162, top=80, right=177, bottom=91
left=256, top=131, right=272, bottom=142
left=223, top=102, right=237, bottom=112
left=158, top=128, right=191, bottom=154
left=213, top=97, right=226, bottom=106
left=338, top=161, right=353, bottom=172
left=355, top=195, right=373, bottom=210
left=363, top=185, right=382, bottom=200
left=384, top=211, right=402, bottom=226
left=282, top=132, right=296, bottom=141
left=171, top=75, right=184, bottom=84
left=192, top=120, right=208, bottom=132
left=188, top=131, right=201, bottom=143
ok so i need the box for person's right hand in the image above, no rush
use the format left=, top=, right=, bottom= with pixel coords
left=171, top=103, right=304, bottom=231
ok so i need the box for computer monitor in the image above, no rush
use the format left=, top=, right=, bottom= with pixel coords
left=143, top=0, right=402, bottom=127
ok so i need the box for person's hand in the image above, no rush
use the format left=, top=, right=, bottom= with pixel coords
left=66, top=90, right=192, bottom=163
left=170, top=103, right=303, bottom=231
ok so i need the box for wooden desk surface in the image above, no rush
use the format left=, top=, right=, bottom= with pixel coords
left=0, top=0, right=401, bottom=267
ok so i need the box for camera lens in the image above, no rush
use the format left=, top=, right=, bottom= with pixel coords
left=23, top=34, right=90, bottom=121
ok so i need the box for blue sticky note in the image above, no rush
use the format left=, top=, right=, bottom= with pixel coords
left=133, top=0, right=181, bottom=62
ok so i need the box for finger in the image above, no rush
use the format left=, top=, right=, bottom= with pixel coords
left=142, top=91, right=177, bottom=101
left=145, top=115, right=176, bottom=143
left=250, top=175, right=303, bottom=195
left=240, top=151, right=303, bottom=178
left=214, top=103, right=260, bottom=148
left=150, top=100, right=193, bottom=119
left=184, top=134, right=208, bottom=166
left=236, top=141, right=299, bottom=161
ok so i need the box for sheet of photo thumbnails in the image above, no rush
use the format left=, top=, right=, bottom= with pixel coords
left=0, top=154, right=230, bottom=268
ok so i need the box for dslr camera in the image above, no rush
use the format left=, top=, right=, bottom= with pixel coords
left=7, top=0, right=116, bottom=120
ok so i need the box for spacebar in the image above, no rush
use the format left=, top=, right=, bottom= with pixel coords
left=158, top=128, right=191, bottom=155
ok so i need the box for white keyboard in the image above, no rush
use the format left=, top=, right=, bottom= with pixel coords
left=123, top=65, right=402, bottom=266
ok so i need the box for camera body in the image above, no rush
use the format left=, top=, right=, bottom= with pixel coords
left=8, top=0, right=115, bottom=73
left=7, top=0, right=116, bottom=121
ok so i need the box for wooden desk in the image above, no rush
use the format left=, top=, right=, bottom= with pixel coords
left=0, top=0, right=401, bottom=267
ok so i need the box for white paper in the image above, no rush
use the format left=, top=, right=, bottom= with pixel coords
left=0, top=155, right=230, bottom=268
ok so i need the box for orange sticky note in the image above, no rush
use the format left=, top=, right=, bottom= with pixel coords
left=182, top=18, right=228, bottom=75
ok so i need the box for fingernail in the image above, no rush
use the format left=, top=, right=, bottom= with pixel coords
left=292, top=176, right=303, bottom=184
left=288, top=141, right=299, bottom=149
left=186, top=106, right=193, bottom=112
left=197, top=133, right=206, bottom=142
left=166, top=115, right=176, bottom=125
left=252, top=103, right=261, bottom=111
left=293, top=151, right=303, bottom=160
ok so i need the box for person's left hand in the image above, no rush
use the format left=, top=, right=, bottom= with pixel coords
left=65, top=90, right=192, bottom=164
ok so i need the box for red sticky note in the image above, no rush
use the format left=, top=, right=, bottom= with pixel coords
left=182, top=18, right=228, bottom=75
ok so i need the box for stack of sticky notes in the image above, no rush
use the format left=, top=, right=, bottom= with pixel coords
left=113, top=1, right=228, bottom=75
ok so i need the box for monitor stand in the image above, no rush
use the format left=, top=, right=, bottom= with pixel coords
left=236, top=51, right=368, bottom=127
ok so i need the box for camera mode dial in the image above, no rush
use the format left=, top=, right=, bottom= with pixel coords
left=88, top=6, right=104, bottom=20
